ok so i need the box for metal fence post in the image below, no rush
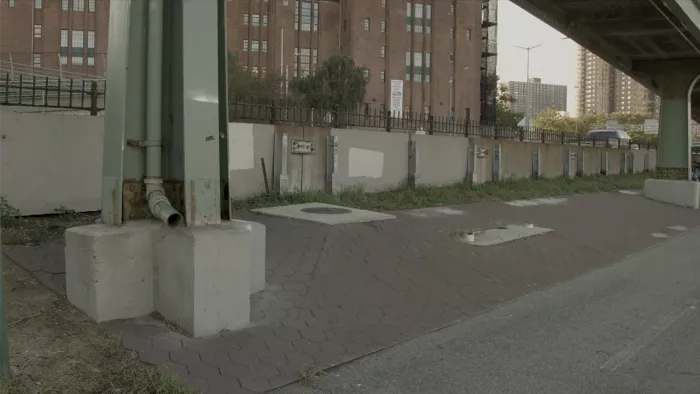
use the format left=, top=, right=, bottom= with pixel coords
left=385, top=111, right=391, bottom=132
left=560, top=131, right=565, bottom=144
left=90, top=81, right=98, bottom=116
left=0, top=241, right=10, bottom=381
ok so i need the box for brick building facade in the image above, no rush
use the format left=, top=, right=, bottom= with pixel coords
left=1, top=0, right=484, bottom=119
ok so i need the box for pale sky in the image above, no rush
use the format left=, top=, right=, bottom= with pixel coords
left=496, top=0, right=578, bottom=115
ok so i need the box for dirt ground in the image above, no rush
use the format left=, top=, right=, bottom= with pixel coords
left=0, top=258, right=194, bottom=394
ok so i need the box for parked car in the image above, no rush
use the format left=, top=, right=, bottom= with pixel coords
left=581, top=130, right=638, bottom=150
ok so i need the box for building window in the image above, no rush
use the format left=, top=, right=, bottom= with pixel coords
left=88, top=0, right=95, bottom=12
left=243, top=40, right=248, bottom=51
left=9, top=0, right=14, bottom=7
left=382, top=0, right=386, bottom=7
left=405, top=51, right=411, bottom=81
left=61, top=0, right=68, bottom=11
left=413, top=52, right=422, bottom=83
left=414, top=4, right=423, bottom=34
left=262, top=40, right=268, bottom=53
left=406, top=2, right=412, bottom=32
left=449, top=52, right=454, bottom=63
left=261, top=67, right=267, bottom=77
left=294, top=47, right=318, bottom=77
left=251, top=66, right=259, bottom=76
left=34, top=0, right=42, bottom=8
left=380, top=70, right=385, bottom=82
left=450, top=28, right=454, bottom=39
left=364, top=18, right=370, bottom=31
left=380, top=46, right=385, bottom=58
left=87, top=30, right=95, bottom=66
left=33, top=24, right=42, bottom=38
left=295, top=0, right=319, bottom=32
left=72, top=30, right=84, bottom=65
left=73, top=0, right=84, bottom=12
left=263, top=15, right=268, bottom=27
left=450, top=4, right=454, bottom=15
left=60, top=29, right=69, bottom=65
left=381, top=20, right=386, bottom=32
left=251, top=40, right=260, bottom=52
left=466, top=29, right=472, bottom=41
left=425, top=4, right=432, bottom=34
left=244, top=13, right=249, bottom=25
left=33, top=53, right=42, bottom=68
left=424, top=52, right=431, bottom=83
left=252, top=14, right=260, bottom=26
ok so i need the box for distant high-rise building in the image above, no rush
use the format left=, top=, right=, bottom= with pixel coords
left=506, top=77, right=567, bottom=116
left=576, top=47, right=658, bottom=116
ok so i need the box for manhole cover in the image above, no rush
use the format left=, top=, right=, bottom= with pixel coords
left=300, top=207, right=352, bottom=215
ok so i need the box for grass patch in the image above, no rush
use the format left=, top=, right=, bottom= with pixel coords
left=0, top=260, right=196, bottom=394
left=232, top=173, right=653, bottom=212
left=1, top=199, right=99, bottom=245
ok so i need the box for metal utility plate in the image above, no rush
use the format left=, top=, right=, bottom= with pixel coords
left=459, top=224, right=553, bottom=246
left=252, top=203, right=395, bottom=225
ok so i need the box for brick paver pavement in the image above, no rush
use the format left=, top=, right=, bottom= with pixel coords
left=5, top=192, right=700, bottom=393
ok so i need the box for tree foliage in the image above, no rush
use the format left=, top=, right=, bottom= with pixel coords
left=531, top=108, right=656, bottom=137
left=289, top=55, right=369, bottom=110
left=227, top=52, right=282, bottom=100
left=494, top=76, right=523, bottom=127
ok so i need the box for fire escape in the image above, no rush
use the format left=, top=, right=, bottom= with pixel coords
left=480, top=0, right=498, bottom=123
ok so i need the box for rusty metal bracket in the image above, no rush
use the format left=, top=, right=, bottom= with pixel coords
left=126, top=139, right=165, bottom=148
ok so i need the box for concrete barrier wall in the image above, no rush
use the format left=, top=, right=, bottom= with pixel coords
left=331, top=128, right=409, bottom=192
left=227, top=123, right=275, bottom=199
left=413, top=134, right=469, bottom=186
left=0, top=109, right=103, bottom=215
left=581, top=148, right=603, bottom=175
left=499, top=140, right=536, bottom=180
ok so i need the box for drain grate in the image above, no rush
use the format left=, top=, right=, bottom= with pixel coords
left=300, top=207, right=352, bottom=215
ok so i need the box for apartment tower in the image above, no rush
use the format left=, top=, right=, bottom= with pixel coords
left=576, top=47, right=658, bottom=116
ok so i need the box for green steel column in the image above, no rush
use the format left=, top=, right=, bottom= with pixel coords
left=101, top=0, right=148, bottom=225
left=0, top=240, right=10, bottom=381
left=656, top=71, right=699, bottom=180
left=164, top=0, right=223, bottom=226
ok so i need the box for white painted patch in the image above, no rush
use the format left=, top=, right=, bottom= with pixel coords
left=252, top=203, right=395, bottom=225
left=348, top=148, right=384, bottom=179
left=227, top=124, right=255, bottom=170
left=405, top=206, right=464, bottom=218
left=619, top=190, right=642, bottom=195
left=651, top=232, right=669, bottom=238
left=505, top=197, right=568, bottom=207
left=456, top=224, right=553, bottom=246
left=667, top=225, right=688, bottom=232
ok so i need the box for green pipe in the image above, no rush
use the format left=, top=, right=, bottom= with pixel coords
left=146, top=0, right=183, bottom=227
left=0, top=237, right=10, bottom=381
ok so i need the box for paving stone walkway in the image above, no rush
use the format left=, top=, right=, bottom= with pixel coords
left=4, top=192, right=700, bottom=393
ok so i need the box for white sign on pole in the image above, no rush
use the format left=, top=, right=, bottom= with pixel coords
left=390, top=80, right=404, bottom=118
left=643, top=119, right=659, bottom=135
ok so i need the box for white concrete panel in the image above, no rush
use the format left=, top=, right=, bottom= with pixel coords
left=405, top=206, right=465, bottom=218
left=252, top=203, right=395, bottom=225
left=227, top=123, right=255, bottom=170
left=644, top=179, right=700, bottom=210
left=348, top=147, right=384, bottom=179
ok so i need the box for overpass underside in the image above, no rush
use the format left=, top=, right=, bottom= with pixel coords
left=512, top=0, right=700, bottom=179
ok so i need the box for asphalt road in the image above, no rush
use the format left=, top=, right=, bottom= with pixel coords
left=276, top=227, right=700, bottom=394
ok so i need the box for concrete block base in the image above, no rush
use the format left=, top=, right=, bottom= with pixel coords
left=65, top=221, right=161, bottom=322
left=65, top=220, right=266, bottom=337
left=644, top=179, right=700, bottom=209
left=154, top=222, right=252, bottom=337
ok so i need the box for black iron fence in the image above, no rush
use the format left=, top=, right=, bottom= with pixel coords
left=0, top=72, right=105, bottom=115
left=228, top=97, right=659, bottom=150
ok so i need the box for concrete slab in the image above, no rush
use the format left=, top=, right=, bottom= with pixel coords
left=252, top=203, right=395, bottom=225
left=505, top=197, right=567, bottom=207
left=458, top=224, right=553, bottom=246
left=644, top=179, right=700, bottom=209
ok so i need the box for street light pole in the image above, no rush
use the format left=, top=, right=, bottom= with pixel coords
left=514, top=44, right=542, bottom=127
